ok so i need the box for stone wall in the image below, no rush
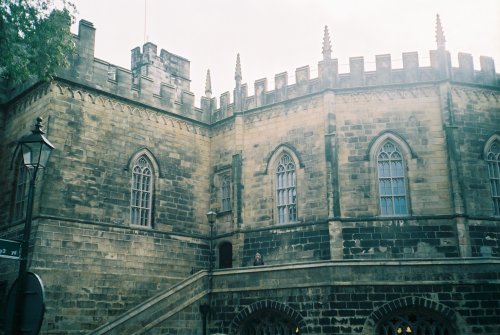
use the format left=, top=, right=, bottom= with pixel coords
left=204, top=260, right=500, bottom=335
left=210, top=284, right=498, bottom=334
left=40, top=82, right=211, bottom=234
left=241, top=223, right=330, bottom=266
left=238, top=95, right=330, bottom=227
left=34, top=218, right=209, bottom=333
left=450, top=85, right=500, bottom=216
left=469, top=222, right=500, bottom=257
left=0, top=82, right=213, bottom=333
left=341, top=219, right=459, bottom=259
left=334, top=85, right=451, bottom=218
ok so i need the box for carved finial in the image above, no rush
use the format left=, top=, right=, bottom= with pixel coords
left=322, top=25, right=332, bottom=60
left=205, top=69, right=212, bottom=98
left=34, top=117, right=45, bottom=134
left=435, top=14, right=446, bottom=50
left=235, top=53, right=242, bottom=82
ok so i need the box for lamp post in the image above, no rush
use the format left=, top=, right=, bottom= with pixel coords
left=13, top=117, right=55, bottom=333
left=201, top=211, right=217, bottom=335
left=206, top=211, right=217, bottom=272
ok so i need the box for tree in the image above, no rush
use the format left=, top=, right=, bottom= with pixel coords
left=0, top=0, right=76, bottom=85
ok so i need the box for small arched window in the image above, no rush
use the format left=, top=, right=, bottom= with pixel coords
left=276, top=153, right=297, bottom=224
left=486, top=140, right=500, bottom=215
left=131, top=156, right=153, bottom=227
left=377, top=140, right=408, bottom=216
left=221, top=175, right=231, bottom=212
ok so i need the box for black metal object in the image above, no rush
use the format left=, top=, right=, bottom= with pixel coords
left=4, top=272, right=46, bottom=335
left=10, top=117, right=54, bottom=334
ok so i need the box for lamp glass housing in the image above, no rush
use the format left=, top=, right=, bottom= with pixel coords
left=17, top=121, right=55, bottom=170
left=206, top=211, right=217, bottom=225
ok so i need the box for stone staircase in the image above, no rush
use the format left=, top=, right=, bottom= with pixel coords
left=87, top=270, right=209, bottom=335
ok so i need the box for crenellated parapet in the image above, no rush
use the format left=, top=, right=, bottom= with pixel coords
left=209, top=17, right=499, bottom=123
left=1, top=19, right=498, bottom=126
left=54, top=20, right=209, bottom=123
left=209, top=48, right=498, bottom=123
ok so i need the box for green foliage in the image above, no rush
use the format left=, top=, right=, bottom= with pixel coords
left=0, top=0, right=76, bottom=85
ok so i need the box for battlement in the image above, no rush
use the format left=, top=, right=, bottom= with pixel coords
left=131, top=42, right=191, bottom=91
left=2, top=19, right=498, bottom=125
left=54, top=20, right=206, bottom=122
left=210, top=50, right=499, bottom=122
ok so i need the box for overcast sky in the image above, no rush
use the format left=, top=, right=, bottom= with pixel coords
left=70, top=0, right=500, bottom=104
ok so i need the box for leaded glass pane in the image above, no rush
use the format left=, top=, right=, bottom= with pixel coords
left=377, top=141, right=408, bottom=216
left=13, top=163, right=29, bottom=221
left=276, top=154, right=297, bottom=224
left=130, top=156, right=153, bottom=227
left=487, top=141, right=500, bottom=215
left=221, top=175, right=231, bottom=211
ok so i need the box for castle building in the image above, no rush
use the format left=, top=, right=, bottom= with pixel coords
left=0, top=15, right=499, bottom=335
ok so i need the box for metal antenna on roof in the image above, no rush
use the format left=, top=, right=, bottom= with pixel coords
left=143, top=0, right=148, bottom=43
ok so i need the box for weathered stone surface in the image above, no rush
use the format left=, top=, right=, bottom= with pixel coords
left=0, top=18, right=499, bottom=335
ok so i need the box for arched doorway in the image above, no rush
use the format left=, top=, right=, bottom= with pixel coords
left=219, top=241, right=232, bottom=269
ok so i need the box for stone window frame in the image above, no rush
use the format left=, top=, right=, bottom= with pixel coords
left=265, top=144, right=304, bottom=225
left=213, top=168, right=232, bottom=214
left=484, top=134, right=500, bottom=216
left=127, top=148, right=160, bottom=228
left=369, top=132, right=413, bottom=217
left=275, top=153, right=297, bottom=224
left=221, top=174, right=232, bottom=212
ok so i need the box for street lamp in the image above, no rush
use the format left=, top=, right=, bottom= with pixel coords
left=16, top=117, right=55, bottom=277
left=202, top=211, right=217, bottom=335
left=206, top=211, right=217, bottom=272
left=13, top=117, right=55, bottom=333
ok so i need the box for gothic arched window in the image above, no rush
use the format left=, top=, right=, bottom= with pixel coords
left=276, top=153, right=297, bottom=224
left=486, top=140, right=500, bottom=215
left=131, top=156, right=153, bottom=227
left=377, top=140, right=408, bottom=216
left=13, top=158, right=29, bottom=222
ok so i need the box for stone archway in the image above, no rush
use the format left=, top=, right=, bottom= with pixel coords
left=229, top=300, right=305, bottom=335
left=362, top=297, right=467, bottom=335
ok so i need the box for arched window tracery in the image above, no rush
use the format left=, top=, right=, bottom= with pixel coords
left=131, top=156, right=153, bottom=227
left=486, top=140, right=500, bottom=215
left=377, top=140, right=408, bottom=216
left=276, top=153, right=297, bottom=224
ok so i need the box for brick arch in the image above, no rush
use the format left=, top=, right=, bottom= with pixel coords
left=229, top=300, right=306, bottom=335
left=361, top=296, right=467, bottom=335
